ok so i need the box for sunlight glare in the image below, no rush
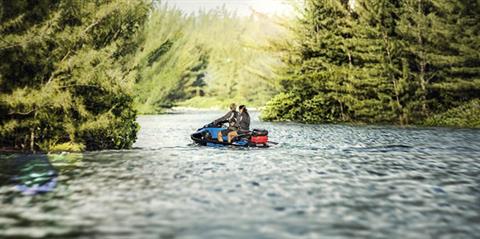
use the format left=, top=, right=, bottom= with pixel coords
left=162, top=0, right=294, bottom=16
left=247, top=0, right=293, bottom=16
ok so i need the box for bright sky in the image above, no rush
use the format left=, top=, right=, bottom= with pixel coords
left=161, top=0, right=295, bottom=16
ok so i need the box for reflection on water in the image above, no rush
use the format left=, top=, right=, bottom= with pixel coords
left=1, top=111, right=480, bottom=238
left=0, top=154, right=58, bottom=195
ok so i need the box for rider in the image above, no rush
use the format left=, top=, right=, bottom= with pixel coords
left=214, top=103, right=238, bottom=142
left=227, top=105, right=250, bottom=143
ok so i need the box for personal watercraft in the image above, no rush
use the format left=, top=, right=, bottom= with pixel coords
left=191, top=122, right=270, bottom=147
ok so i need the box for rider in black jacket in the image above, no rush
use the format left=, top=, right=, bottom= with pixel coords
left=227, top=105, right=250, bottom=143
left=215, top=103, right=238, bottom=142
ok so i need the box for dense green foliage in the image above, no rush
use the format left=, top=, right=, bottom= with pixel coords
left=1, top=0, right=477, bottom=153
left=262, top=0, right=480, bottom=127
left=133, top=6, right=283, bottom=113
left=423, top=99, right=480, bottom=127
left=0, top=0, right=150, bottom=151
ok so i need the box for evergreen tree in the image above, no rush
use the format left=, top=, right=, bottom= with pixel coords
left=353, top=0, right=410, bottom=123
left=263, top=0, right=355, bottom=122
left=0, top=0, right=150, bottom=151
left=397, top=0, right=480, bottom=119
left=263, top=0, right=480, bottom=127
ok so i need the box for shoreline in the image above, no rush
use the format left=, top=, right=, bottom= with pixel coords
left=137, top=110, right=480, bottom=129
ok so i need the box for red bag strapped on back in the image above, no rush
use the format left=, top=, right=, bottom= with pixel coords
left=251, top=135, right=268, bottom=144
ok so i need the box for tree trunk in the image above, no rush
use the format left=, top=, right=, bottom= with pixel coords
left=417, top=0, right=428, bottom=116
left=30, top=129, right=35, bottom=153
left=382, top=31, right=403, bottom=124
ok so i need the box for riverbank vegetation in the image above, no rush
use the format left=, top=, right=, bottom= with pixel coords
left=1, top=0, right=479, bottom=152
left=133, top=4, right=283, bottom=114
left=0, top=0, right=149, bottom=151
left=261, top=0, right=480, bottom=127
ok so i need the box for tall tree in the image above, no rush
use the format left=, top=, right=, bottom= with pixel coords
left=354, top=0, right=411, bottom=123
left=263, top=0, right=480, bottom=126
left=397, top=0, right=480, bottom=118
left=263, top=0, right=373, bottom=123
left=0, top=0, right=150, bottom=151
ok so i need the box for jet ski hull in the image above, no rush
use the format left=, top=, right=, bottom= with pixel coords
left=191, top=127, right=269, bottom=148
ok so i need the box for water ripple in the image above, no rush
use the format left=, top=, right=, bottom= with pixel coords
left=1, top=111, right=480, bottom=238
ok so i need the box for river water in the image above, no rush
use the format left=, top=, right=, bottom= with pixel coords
left=1, top=111, right=480, bottom=238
